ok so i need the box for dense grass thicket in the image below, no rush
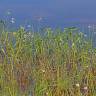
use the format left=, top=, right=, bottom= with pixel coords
left=0, top=26, right=95, bottom=96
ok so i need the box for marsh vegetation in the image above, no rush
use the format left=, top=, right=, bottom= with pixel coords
left=0, top=24, right=95, bottom=96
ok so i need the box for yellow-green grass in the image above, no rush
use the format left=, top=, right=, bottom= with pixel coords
left=0, top=27, right=95, bottom=96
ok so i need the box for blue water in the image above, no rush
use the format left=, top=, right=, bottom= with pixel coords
left=0, top=0, right=96, bottom=29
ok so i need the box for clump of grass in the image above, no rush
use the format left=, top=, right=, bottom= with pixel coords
left=0, top=26, right=95, bottom=96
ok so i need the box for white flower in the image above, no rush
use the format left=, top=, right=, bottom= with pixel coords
left=42, top=69, right=45, bottom=73
left=88, top=25, right=92, bottom=28
left=27, top=25, right=31, bottom=28
left=86, top=66, right=89, bottom=68
left=84, top=86, right=88, bottom=90
left=28, top=32, right=31, bottom=35
left=24, top=34, right=27, bottom=38
left=10, top=18, right=15, bottom=24
left=76, top=83, right=80, bottom=87
left=11, top=18, right=15, bottom=20
left=46, top=92, right=48, bottom=95
left=84, top=34, right=87, bottom=37
left=10, top=20, right=15, bottom=24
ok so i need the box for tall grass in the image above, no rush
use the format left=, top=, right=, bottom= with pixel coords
left=0, top=26, right=95, bottom=96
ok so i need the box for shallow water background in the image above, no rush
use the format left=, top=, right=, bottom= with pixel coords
left=0, top=0, right=96, bottom=29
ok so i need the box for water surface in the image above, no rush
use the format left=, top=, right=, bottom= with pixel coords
left=0, top=0, right=96, bottom=28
